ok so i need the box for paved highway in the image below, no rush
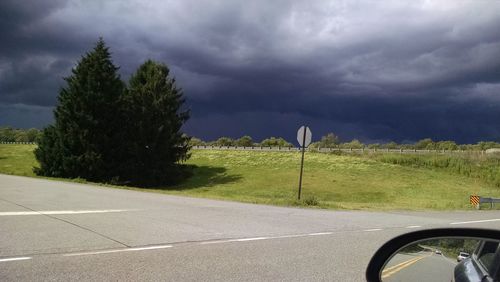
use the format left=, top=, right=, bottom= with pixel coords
left=1, top=174, right=499, bottom=281
left=383, top=252, right=456, bottom=281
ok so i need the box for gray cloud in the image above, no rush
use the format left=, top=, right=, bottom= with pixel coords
left=0, top=0, right=499, bottom=143
left=0, top=103, right=53, bottom=129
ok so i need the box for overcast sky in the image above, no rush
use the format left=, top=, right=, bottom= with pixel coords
left=1, top=0, right=499, bottom=144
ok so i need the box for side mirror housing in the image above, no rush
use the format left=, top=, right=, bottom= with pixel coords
left=366, top=228, right=500, bottom=282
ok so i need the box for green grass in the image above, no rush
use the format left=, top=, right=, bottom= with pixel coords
left=1, top=144, right=499, bottom=211
left=0, top=144, right=37, bottom=177
left=366, top=153, right=500, bottom=188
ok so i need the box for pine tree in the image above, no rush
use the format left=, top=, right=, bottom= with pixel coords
left=35, top=39, right=125, bottom=180
left=118, top=60, right=190, bottom=186
left=33, top=125, right=64, bottom=176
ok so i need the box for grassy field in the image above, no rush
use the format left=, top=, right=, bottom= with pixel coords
left=0, top=144, right=38, bottom=177
left=1, top=144, right=499, bottom=210
left=367, top=153, right=500, bottom=188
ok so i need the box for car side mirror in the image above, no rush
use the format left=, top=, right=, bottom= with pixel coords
left=366, top=228, right=500, bottom=282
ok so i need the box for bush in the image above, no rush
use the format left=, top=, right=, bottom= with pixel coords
left=340, top=139, right=364, bottom=149
left=303, top=195, right=320, bottom=206
left=0, top=127, right=41, bottom=142
left=214, top=137, right=235, bottom=146
left=259, top=137, right=293, bottom=147
left=235, top=136, right=253, bottom=147
left=189, top=137, right=205, bottom=146
left=317, top=133, right=340, bottom=148
left=382, top=142, right=399, bottom=149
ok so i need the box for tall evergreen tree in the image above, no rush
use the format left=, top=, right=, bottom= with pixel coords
left=118, top=60, right=190, bottom=186
left=35, top=39, right=124, bottom=180
left=33, top=125, right=64, bottom=176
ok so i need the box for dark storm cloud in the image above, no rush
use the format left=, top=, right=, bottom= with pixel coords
left=0, top=0, right=499, bottom=143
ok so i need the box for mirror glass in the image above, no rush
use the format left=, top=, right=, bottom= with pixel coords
left=381, top=237, right=500, bottom=282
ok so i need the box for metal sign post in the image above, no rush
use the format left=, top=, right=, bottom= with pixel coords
left=297, top=126, right=312, bottom=200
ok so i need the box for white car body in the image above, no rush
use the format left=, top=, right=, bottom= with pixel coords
left=457, top=252, right=470, bottom=262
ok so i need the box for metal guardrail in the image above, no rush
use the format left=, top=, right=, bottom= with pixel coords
left=193, top=145, right=299, bottom=152
left=0, top=142, right=37, bottom=145
left=0, top=143, right=493, bottom=155
left=471, top=195, right=500, bottom=209
left=480, top=197, right=500, bottom=209
left=192, top=145, right=486, bottom=154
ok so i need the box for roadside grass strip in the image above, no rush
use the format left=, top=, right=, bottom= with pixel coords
left=2, top=145, right=500, bottom=211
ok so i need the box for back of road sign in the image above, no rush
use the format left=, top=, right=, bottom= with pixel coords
left=297, top=126, right=312, bottom=147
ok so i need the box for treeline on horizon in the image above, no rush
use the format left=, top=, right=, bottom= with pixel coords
left=0, top=127, right=41, bottom=142
left=190, top=133, right=500, bottom=151
left=2, top=128, right=499, bottom=151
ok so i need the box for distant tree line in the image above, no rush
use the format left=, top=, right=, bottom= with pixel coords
left=189, top=133, right=500, bottom=150
left=190, top=136, right=293, bottom=147
left=0, top=127, right=41, bottom=142
left=4, top=127, right=499, bottom=151
left=400, top=239, right=478, bottom=256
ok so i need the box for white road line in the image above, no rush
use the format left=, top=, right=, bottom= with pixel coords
left=63, top=245, right=172, bottom=257
left=450, top=218, right=500, bottom=225
left=406, top=225, right=421, bottom=229
left=308, top=232, right=333, bottom=236
left=0, top=257, right=32, bottom=262
left=201, top=229, right=393, bottom=246
left=202, top=236, right=300, bottom=245
left=0, top=209, right=133, bottom=216
left=199, top=232, right=334, bottom=245
left=273, top=234, right=306, bottom=239
left=200, top=240, right=228, bottom=245
left=128, top=245, right=173, bottom=251
left=232, top=237, right=269, bottom=242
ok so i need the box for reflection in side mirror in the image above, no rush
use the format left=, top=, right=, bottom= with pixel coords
left=366, top=229, right=500, bottom=282
left=381, top=238, right=499, bottom=282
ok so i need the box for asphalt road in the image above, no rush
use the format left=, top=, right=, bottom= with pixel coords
left=383, top=252, right=456, bottom=282
left=1, top=174, right=500, bottom=281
